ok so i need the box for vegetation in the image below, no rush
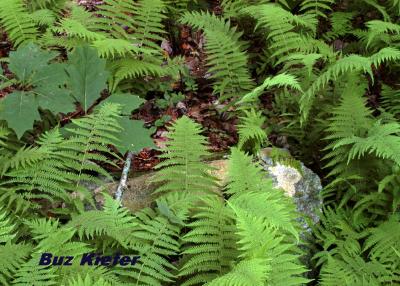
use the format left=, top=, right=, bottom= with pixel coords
left=0, top=0, right=399, bottom=285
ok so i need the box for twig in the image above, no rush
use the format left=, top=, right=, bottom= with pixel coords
left=115, top=151, right=134, bottom=203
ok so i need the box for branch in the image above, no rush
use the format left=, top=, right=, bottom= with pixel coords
left=114, top=151, right=134, bottom=203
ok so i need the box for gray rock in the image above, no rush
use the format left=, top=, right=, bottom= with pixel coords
left=258, top=148, right=323, bottom=232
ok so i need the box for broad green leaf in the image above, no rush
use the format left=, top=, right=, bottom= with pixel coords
left=0, top=91, right=41, bottom=138
left=100, top=93, right=145, bottom=114
left=66, top=46, right=109, bottom=112
left=116, top=117, right=155, bottom=154
left=7, top=45, right=76, bottom=115
left=33, top=63, right=76, bottom=114
left=8, top=43, right=58, bottom=83
left=37, top=89, right=76, bottom=115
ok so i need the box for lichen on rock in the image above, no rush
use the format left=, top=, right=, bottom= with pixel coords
left=258, top=148, right=323, bottom=231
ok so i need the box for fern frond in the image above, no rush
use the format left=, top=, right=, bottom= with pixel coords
left=179, top=196, right=238, bottom=286
left=300, top=0, right=334, bottom=18
left=229, top=203, right=309, bottom=285
left=66, top=274, right=112, bottom=286
left=227, top=149, right=300, bottom=240
left=300, top=55, right=373, bottom=123
left=53, top=18, right=105, bottom=42
left=365, top=20, right=400, bottom=48
left=0, top=0, right=38, bottom=47
left=68, top=193, right=136, bottom=247
left=180, top=11, right=254, bottom=102
left=381, top=85, right=400, bottom=116
left=239, top=73, right=301, bottom=103
left=364, top=215, right=400, bottom=264
left=243, top=4, right=318, bottom=63
left=153, top=116, right=217, bottom=202
left=92, top=38, right=143, bottom=58
left=206, top=259, right=269, bottom=286
left=2, top=104, right=122, bottom=208
left=130, top=0, right=166, bottom=51
left=29, top=9, right=57, bottom=27
left=237, top=109, right=267, bottom=153
left=226, top=147, right=266, bottom=196
left=0, top=208, right=16, bottom=243
left=115, top=208, right=180, bottom=286
left=0, top=243, right=32, bottom=286
left=323, top=78, right=373, bottom=178
left=323, top=12, right=355, bottom=41
left=335, top=120, right=400, bottom=165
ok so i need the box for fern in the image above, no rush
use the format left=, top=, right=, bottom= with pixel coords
left=180, top=11, right=254, bottom=102
left=239, top=73, right=302, bottom=104
left=0, top=0, right=38, bottom=47
left=66, top=274, right=112, bottom=286
left=1, top=103, right=122, bottom=210
left=381, top=85, right=400, bottom=117
left=237, top=109, right=267, bottom=153
left=114, top=208, right=181, bottom=286
left=227, top=148, right=300, bottom=240
left=334, top=120, right=400, bottom=166
left=153, top=116, right=217, bottom=210
left=314, top=208, right=400, bottom=285
left=68, top=193, right=137, bottom=248
left=179, top=196, right=238, bottom=286
left=323, top=12, right=356, bottom=41
left=243, top=4, right=319, bottom=64
left=227, top=204, right=309, bottom=285
left=206, top=259, right=269, bottom=286
left=364, top=20, right=400, bottom=49
left=300, top=0, right=335, bottom=18
left=0, top=207, right=16, bottom=243
left=364, top=215, right=400, bottom=265
left=323, top=76, right=373, bottom=178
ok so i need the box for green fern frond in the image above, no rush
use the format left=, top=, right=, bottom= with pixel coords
left=229, top=203, right=309, bottom=285
left=112, top=58, right=164, bottom=82
left=180, top=11, right=254, bottom=102
left=226, top=147, right=266, bottom=196
left=323, top=12, right=356, bottom=41
left=2, top=104, right=122, bottom=208
left=1, top=145, right=47, bottom=176
left=115, top=208, right=180, bottom=286
left=153, top=116, right=217, bottom=201
left=206, top=259, right=269, bottom=286
left=319, top=252, right=396, bottom=286
left=365, top=20, right=400, bottom=48
left=53, top=18, right=105, bottom=42
left=0, top=243, right=32, bottom=286
left=179, top=196, right=238, bottom=286
left=323, top=78, right=373, bottom=178
left=12, top=256, right=58, bottom=285
left=370, top=47, right=400, bottom=66
left=68, top=193, right=136, bottom=247
left=381, top=85, right=400, bottom=116
left=334, top=120, right=400, bottom=166
left=239, top=73, right=301, bottom=103
left=243, top=4, right=318, bottom=63
left=364, top=215, right=400, bottom=264
left=237, top=109, right=267, bottom=153
left=0, top=208, right=16, bottom=243
left=227, top=149, right=300, bottom=240
left=92, top=39, right=144, bottom=59
left=29, top=9, right=57, bottom=27
left=130, top=0, right=166, bottom=51
left=300, top=55, right=372, bottom=123
left=0, top=0, right=38, bottom=47
left=299, top=0, right=334, bottom=18
left=66, top=274, right=112, bottom=286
